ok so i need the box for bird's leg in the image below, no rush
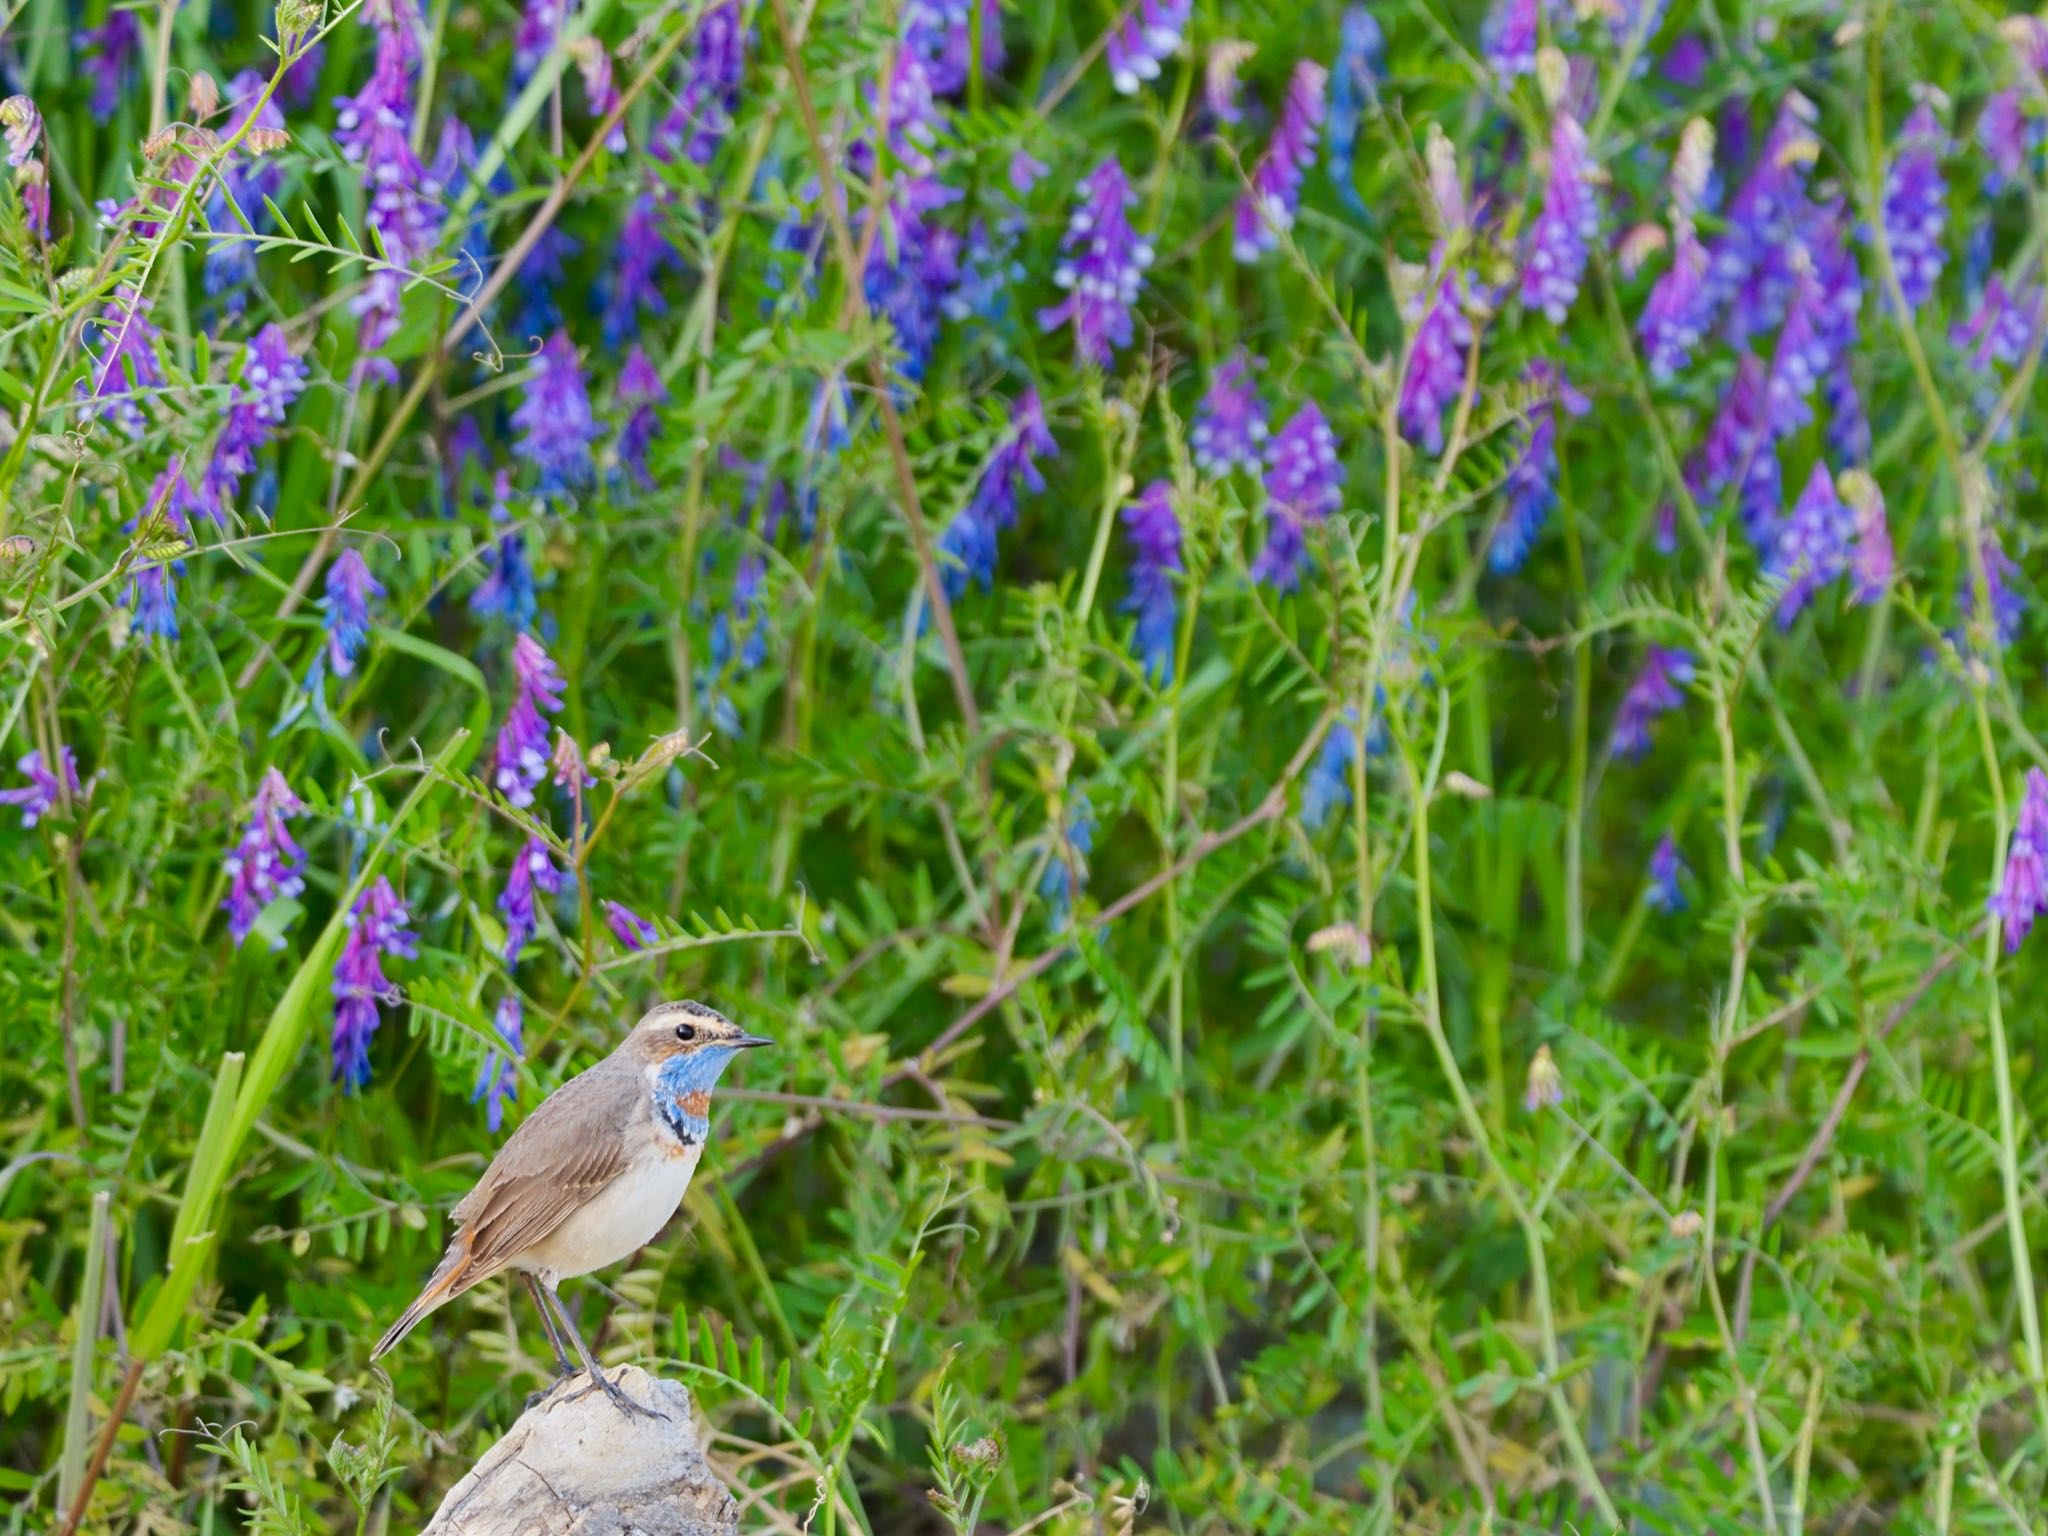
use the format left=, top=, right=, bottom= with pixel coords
left=544, top=1281, right=668, bottom=1421
left=521, top=1271, right=577, bottom=1379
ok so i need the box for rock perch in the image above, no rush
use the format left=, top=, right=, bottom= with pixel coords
left=421, top=1367, right=738, bottom=1536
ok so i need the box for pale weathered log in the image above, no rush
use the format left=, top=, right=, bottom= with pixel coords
left=421, top=1367, right=738, bottom=1536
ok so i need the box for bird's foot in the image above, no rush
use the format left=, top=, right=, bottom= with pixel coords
left=563, top=1366, right=669, bottom=1421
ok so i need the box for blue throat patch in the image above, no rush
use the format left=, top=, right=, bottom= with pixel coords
left=651, top=1047, right=738, bottom=1145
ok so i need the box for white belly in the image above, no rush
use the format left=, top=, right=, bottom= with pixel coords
left=514, top=1143, right=702, bottom=1282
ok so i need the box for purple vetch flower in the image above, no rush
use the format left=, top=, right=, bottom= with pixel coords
left=1979, top=89, right=2034, bottom=192
left=1121, top=480, right=1181, bottom=682
left=1841, top=471, right=1893, bottom=603
left=319, top=549, right=383, bottom=680
left=1993, top=767, right=2048, bottom=950
left=936, top=387, right=1057, bottom=597
left=1233, top=62, right=1328, bottom=262
left=1609, top=646, right=1693, bottom=760
left=83, top=286, right=167, bottom=437
left=513, top=0, right=565, bottom=79
left=601, top=194, right=683, bottom=349
left=1254, top=403, right=1345, bottom=591
left=1773, top=462, right=1852, bottom=626
left=203, top=324, right=306, bottom=520
left=471, top=475, right=539, bottom=632
left=1106, top=0, right=1191, bottom=95
left=498, top=836, right=565, bottom=961
left=1, top=95, right=39, bottom=168
left=1326, top=6, right=1384, bottom=214
left=1962, top=530, right=2024, bottom=648
left=1205, top=41, right=1254, bottom=125
left=334, top=10, right=442, bottom=354
left=1825, top=359, right=1870, bottom=467
left=1709, top=94, right=1821, bottom=342
left=1192, top=352, right=1268, bottom=475
left=1521, top=112, right=1600, bottom=322
left=1038, top=794, right=1095, bottom=931
left=604, top=899, right=660, bottom=950
left=75, top=13, right=143, bottom=115
left=512, top=330, right=600, bottom=494
left=223, top=768, right=306, bottom=946
left=1645, top=833, right=1685, bottom=912
left=1483, top=0, right=1539, bottom=81
left=1687, top=352, right=1780, bottom=547
left=616, top=345, right=666, bottom=487
left=1763, top=268, right=1830, bottom=440
left=654, top=0, right=748, bottom=164
left=473, top=994, right=523, bottom=1131
left=1953, top=274, right=2043, bottom=371
left=864, top=194, right=961, bottom=381
left=1399, top=273, right=1476, bottom=454
left=1039, top=159, right=1153, bottom=368
left=0, top=747, right=80, bottom=827
left=1881, top=102, right=1948, bottom=313
left=330, top=876, right=418, bottom=1089
left=1490, top=365, right=1590, bottom=574
left=902, top=0, right=1004, bottom=97
left=493, top=633, right=567, bottom=806
left=1639, top=222, right=1710, bottom=380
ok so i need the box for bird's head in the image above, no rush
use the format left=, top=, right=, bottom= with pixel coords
left=628, top=999, right=771, bottom=1080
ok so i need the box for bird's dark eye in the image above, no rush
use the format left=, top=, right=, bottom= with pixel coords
left=674, top=1021, right=697, bottom=1043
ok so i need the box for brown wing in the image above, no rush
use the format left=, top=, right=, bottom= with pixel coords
left=445, top=1055, right=641, bottom=1282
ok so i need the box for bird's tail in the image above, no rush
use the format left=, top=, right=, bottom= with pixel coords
left=371, top=1232, right=475, bottom=1362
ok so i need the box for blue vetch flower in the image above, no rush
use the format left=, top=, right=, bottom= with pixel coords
left=1191, top=352, right=1267, bottom=475
left=1301, top=709, right=1378, bottom=831
left=318, top=549, right=383, bottom=681
left=1254, top=403, right=1345, bottom=590
left=1638, top=222, right=1710, bottom=381
left=1709, top=94, right=1820, bottom=346
left=512, top=329, right=600, bottom=495
left=1399, top=272, right=1475, bottom=454
left=1881, top=101, right=1948, bottom=313
left=936, top=388, right=1057, bottom=597
left=1482, top=0, right=1539, bottom=81
left=330, top=875, right=418, bottom=1090
left=653, top=0, right=748, bottom=165
left=1326, top=6, right=1383, bottom=213
left=1039, top=159, right=1152, bottom=369
left=1609, top=646, right=1693, bottom=759
left=1645, top=833, right=1686, bottom=912
left=604, top=899, right=660, bottom=950
left=0, top=746, right=80, bottom=827
left=492, top=633, right=566, bottom=806
left=1233, top=62, right=1327, bottom=262
left=124, top=469, right=207, bottom=641
left=1121, top=480, right=1181, bottom=683
left=1039, top=794, right=1095, bottom=930
left=1490, top=364, right=1590, bottom=573
left=1521, top=112, right=1600, bottom=323
left=471, top=474, right=540, bottom=633
left=473, top=994, right=523, bottom=1132
left=84, top=286, right=167, bottom=437
left=1954, top=274, right=2043, bottom=372
left=601, top=194, right=683, bottom=349
left=75, top=12, right=142, bottom=115
left=1105, top=0, right=1190, bottom=95
left=1773, top=462, right=1851, bottom=626
left=498, top=836, right=565, bottom=961
left=224, top=768, right=306, bottom=947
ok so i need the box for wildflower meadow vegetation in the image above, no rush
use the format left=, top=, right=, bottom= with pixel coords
left=8, top=0, right=2048, bottom=1529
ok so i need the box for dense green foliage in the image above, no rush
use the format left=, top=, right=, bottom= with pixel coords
left=5, top=0, right=2048, bottom=1531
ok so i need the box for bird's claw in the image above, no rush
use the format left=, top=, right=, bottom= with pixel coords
left=563, top=1366, right=668, bottom=1421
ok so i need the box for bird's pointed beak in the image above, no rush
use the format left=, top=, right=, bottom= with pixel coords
left=735, top=1033, right=774, bottom=1050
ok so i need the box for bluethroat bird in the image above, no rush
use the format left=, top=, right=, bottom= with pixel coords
left=371, top=1000, right=770, bottom=1418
